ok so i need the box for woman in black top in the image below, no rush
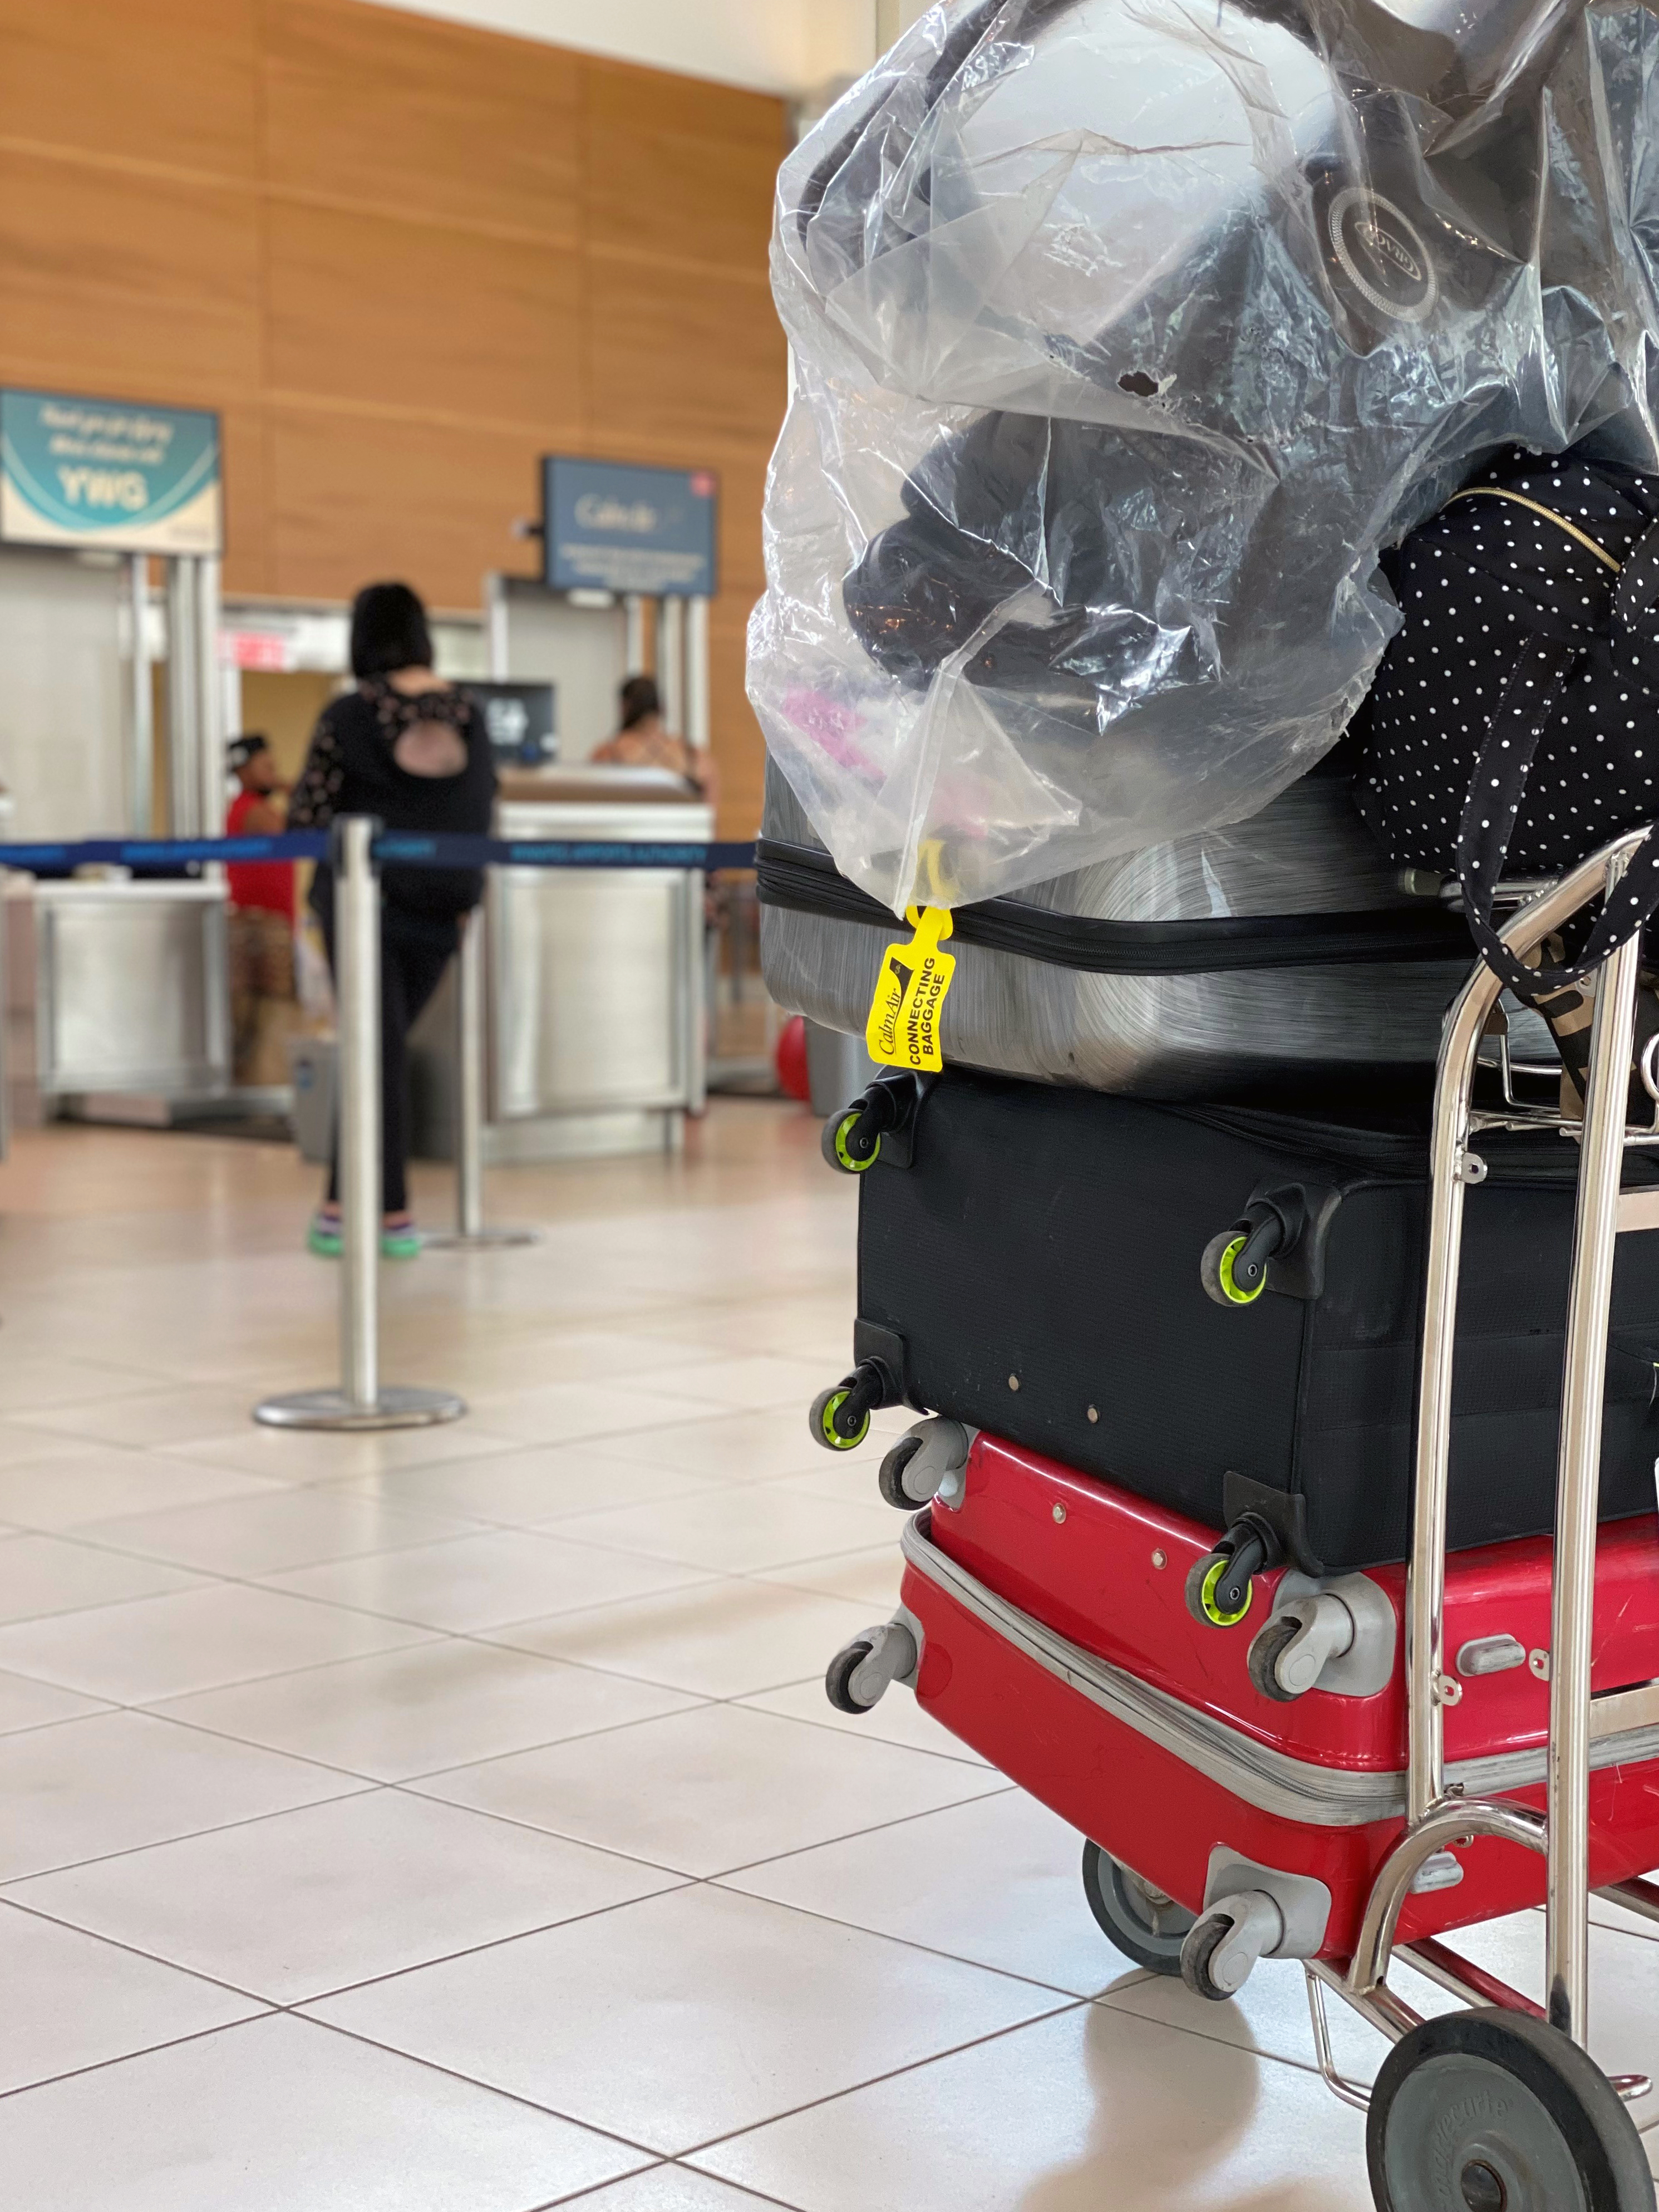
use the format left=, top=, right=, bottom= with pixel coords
left=289, top=582, right=497, bottom=1257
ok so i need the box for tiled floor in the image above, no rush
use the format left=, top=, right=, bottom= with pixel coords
left=0, top=1103, right=1656, bottom=2209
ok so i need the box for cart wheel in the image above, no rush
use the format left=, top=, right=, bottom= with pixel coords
left=1201, top=1230, right=1267, bottom=1308
left=1185, top=1551, right=1254, bottom=1629
left=824, top=1638, right=877, bottom=1714
left=1247, top=1613, right=1302, bottom=1704
left=1080, top=1841, right=1193, bottom=1975
left=822, top=1108, right=881, bottom=1175
left=1368, top=2008, right=1654, bottom=2212
left=878, top=1433, right=923, bottom=1509
left=810, top=1384, right=871, bottom=1453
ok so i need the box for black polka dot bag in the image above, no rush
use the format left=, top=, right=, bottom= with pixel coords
left=1355, top=446, right=1659, bottom=1005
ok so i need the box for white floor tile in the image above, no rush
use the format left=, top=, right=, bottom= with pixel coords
left=153, top=1633, right=700, bottom=1781
left=328, top=1442, right=722, bottom=1527
left=11, top=1385, right=294, bottom=1452
left=0, top=1899, right=263, bottom=2092
left=0, top=1530, right=205, bottom=1621
left=0, top=2012, right=647, bottom=2211
left=0, top=1709, right=368, bottom=1882
left=166, top=1424, right=526, bottom=1486
left=693, top=2002, right=1375, bottom=2211
left=462, top=1380, right=725, bottom=1445
left=0, top=1445, right=278, bottom=1531
left=0, top=1580, right=435, bottom=1704
left=591, top=1408, right=880, bottom=1486
left=0, top=1667, right=111, bottom=1736
left=634, top=1355, right=838, bottom=1412
left=9, top=1787, right=683, bottom=2004
left=565, top=2168, right=799, bottom=2211
left=0, top=1353, right=157, bottom=1413
left=418, top=1702, right=1006, bottom=1877
left=735, top=1676, right=991, bottom=1765
left=489, top=1577, right=881, bottom=1700
left=754, top=1545, right=904, bottom=1606
left=74, top=1486, right=477, bottom=1576
left=552, top=1485, right=900, bottom=1576
left=306, top=1884, right=1066, bottom=2156
left=726, top=1790, right=1140, bottom=1995
left=265, top=1528, right=715, bottom=1634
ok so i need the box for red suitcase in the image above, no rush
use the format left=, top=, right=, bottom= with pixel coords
left=880, top=1429, right=1659, bottom=1964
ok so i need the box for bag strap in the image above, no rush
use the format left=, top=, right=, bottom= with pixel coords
left=1454, top=635, right=1659, bottom=997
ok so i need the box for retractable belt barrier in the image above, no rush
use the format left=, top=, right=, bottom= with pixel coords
left=3, top=819, right=760, bottom=1433
left=0, top=833, right=758, bottom=873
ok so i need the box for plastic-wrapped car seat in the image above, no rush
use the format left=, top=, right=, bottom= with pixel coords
left=749, top=0, right=1659, bottom=917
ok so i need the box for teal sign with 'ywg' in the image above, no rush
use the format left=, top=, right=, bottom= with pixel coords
left=0, top=390, right=222, bottom=556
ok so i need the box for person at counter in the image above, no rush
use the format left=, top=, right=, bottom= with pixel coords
left=288, top=582, right=497, bottom=1259
left=592, top=674, right=718, bottom=807
left=225, top=734, right=295, bottom=1086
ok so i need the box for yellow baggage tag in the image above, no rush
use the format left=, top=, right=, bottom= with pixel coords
left=865, top=905, right=956, bottom=1072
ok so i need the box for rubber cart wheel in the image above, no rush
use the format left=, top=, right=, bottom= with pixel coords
left=1247, top=1612, right=1303, bottom=1704
left=1367, top=2008, right=1655, bottom=2212
left=824, top=1638, right=876, bottom=1715
left=810, top=1384, right=871, bottom=1453
left=821, top=1109, right=881, bottom=1174
left=1200, top=1229, right=1267, bottom=1308
left=878, top=1433, right=923, bottom=1509
left=1081, top=1841, right=1194, bottom=1974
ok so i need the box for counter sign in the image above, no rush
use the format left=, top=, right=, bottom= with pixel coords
left=544, top=456, right=717, bottom=597
left=1, top=390, right=222, bottom=556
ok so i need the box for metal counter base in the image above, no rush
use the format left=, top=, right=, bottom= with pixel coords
left=254, top=1384, right=467, bottom=1432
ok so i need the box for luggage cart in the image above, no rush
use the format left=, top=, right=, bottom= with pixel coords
left=1302, top=829, right=1659, bottom=2203
left=818, top=829, right=1659, bottom=2208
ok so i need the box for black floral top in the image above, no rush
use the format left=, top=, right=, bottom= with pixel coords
left=292, top=679, right=498, bottom=937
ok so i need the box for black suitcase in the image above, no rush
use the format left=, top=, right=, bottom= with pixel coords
left=828, top=1067, right=1659, bottom=1574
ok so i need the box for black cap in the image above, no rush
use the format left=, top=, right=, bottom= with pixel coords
left=227, top=733, right=270, bottom=768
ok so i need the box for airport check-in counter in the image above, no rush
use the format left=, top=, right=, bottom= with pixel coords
left=4, top=873, right=229, bottom=1128
left=412, top=765, right=713, bottom=1162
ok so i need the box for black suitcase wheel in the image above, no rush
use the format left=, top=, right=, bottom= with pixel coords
left=1185, top=1550, right=1255, bottom=1630
left=878, top=1432, right=923, bottom=1508
left=1367, top=2007, right=1655, bottom=2212
left=1200, top=1229, right=1267, bottom=1309
left=1080, top=1841, right=1193, bottom=1975
left=810, top=1383, right=872, bottom=1453
left=821, top=1106, right=882, bottom=1175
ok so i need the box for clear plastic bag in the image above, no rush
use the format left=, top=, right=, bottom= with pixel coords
left=747, top=0, right=1659, bottom=915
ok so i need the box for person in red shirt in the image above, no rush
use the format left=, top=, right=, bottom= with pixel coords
left=225, top=734, right=295, bottom=1083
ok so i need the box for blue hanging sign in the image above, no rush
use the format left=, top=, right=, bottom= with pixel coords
left=543, top=456, right=717, bottom=598
left=0, top=389, right=222, bottom=556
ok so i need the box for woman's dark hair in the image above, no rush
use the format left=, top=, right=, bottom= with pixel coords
left=351, top=582, right=433, bottom=680
left=619, top=675, right=661, bottom=730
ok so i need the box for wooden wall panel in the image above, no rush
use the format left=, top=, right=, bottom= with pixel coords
left=584, top=59, right=783, bottom=272
left=262, top=0, right=582, bottom=238
left=586, top=258, right=787, bottom=451
left=0, top=0, right=259, bottom=179
left=0, top=150, right=262, bottom=404
left=264, top=200, right=585, bottom=431
left=268, top=404, right=538, bottom=608
left=0, top=0, right=788, bottom=833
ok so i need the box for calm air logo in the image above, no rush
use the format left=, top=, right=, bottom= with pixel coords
left=1327, top=187, right=1438, bottom=326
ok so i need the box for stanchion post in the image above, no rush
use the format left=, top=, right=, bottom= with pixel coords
left=255, top=816, right=466, bottom=1430
left=424, top=901, right=539, bottom=1251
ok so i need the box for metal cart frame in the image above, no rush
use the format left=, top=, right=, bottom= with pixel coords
left=1302, top=828, right=1659, bottom=2121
